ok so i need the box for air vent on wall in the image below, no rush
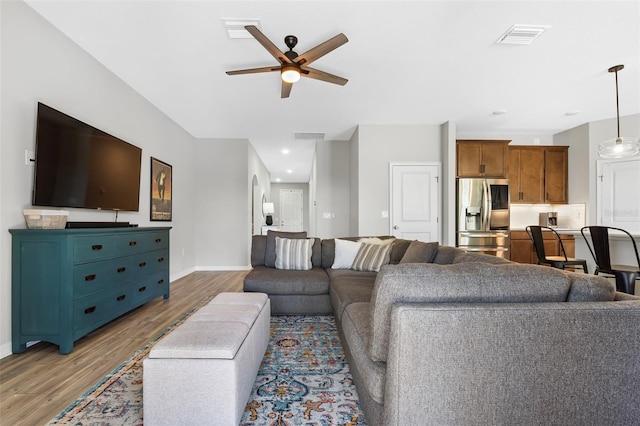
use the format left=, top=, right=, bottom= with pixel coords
left=497, top=24, right=550, bottom=45
left=294, top=132, right=325, bottom=140
left=222, top=19, right=262, bottom=39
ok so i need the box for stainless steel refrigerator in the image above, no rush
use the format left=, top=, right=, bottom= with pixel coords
left=456, top=178, right=510, bottom=259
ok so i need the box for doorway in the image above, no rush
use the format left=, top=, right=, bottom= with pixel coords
left=390, top=163, right=440, bottom=242
left=279, top=188, right=304, bottom=232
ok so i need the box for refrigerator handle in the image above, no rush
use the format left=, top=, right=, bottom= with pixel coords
left=483, top=180, right=490, bottom=231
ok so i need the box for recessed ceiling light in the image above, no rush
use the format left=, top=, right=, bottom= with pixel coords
left=497, top=24, right=550, bottom=45
left=492, top=109, right=508, bottom=115
left=275, top=178, right=281, bottom=182
left=282, top=149, right=290, bottom=154
left=221, top=18, right=262, bottom=39
left=565, top=110, right=581, bottom=116
left=286, top=169, right=293, bottom=174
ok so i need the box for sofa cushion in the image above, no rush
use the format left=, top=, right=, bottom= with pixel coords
left=328, top=269, right=377, bottom=320
left=243, top=265, right=329, bottom=296
left=389, top=239, right=412, bottom=264
left=275, top=237, right=313, bottom=271
left=566, top=273, right=615, bottom=301
left=251, top=235, right=268, bottom=267
left=332, top=238, right=363, bottom=269
left=399, top=241, right=439, bottom=263
left=452, top=251, right=512, bottom=265
left=432, top=245, right=464, bottom=264
left=265, top=230, right=307, bottom=267
left=352, top=243, right=392, bottom=272
left=368, top=262, right=572, bottom=362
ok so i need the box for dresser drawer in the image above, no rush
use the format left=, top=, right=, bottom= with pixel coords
left=73, top=235, right=117, bottom=263
left=74, top=284, right=133, bottom=337
left=131, top=250, right=169, bottom=277
left=115, top=233, right=148, bottom=256
left=133, top=271, right=169, bottom=305
left=73, top=258, right=133, bottom=298
left=145, top=231, right=169, bottom=251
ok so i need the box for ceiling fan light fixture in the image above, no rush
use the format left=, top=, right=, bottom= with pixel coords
left=281, top=65, right=300, bottom=83
left=598, top=64, right=640, bottom=159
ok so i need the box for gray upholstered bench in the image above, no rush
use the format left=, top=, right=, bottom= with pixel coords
left=143, top=292, right=270, bottom=425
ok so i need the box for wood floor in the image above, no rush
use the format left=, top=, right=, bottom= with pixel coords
left=0, top=271, right=246, bottom=425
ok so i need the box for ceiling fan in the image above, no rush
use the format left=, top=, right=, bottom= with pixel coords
left=226, top=25, right=349, bottom=98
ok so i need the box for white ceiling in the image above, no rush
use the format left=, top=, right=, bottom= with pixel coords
left=25, top=1, right=640, bottom=183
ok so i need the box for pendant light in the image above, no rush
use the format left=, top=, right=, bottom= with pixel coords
left=598, top=65, right=640, bottom=158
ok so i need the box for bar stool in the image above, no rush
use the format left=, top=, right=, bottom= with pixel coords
left=580, top=226, right=640, bottom=294
left=526, top=225, right=588, bottom=273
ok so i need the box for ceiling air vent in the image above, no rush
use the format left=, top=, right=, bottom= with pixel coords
left=222, top=19, right=262, bottom=39
left=294, top=132, right=325, bottom=140
left=497, top=24, right=550, bottom=45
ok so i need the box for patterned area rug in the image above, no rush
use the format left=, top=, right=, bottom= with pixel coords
left=48, top=304, right=366, bottom=425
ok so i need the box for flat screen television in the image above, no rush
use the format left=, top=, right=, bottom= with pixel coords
left=32, top=102, right=142, bottom=212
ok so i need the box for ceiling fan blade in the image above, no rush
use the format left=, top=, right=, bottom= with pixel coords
left=302, top=67, right=348, bottom=86
left=245, top=25, right=291, bottom=64
left=281, top=81, right=293, bottom=98
left=295, top=33, right=348, bottom=66
left=226, top=66, right=280, bottom=75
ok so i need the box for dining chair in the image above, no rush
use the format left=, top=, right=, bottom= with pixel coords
left=580, top=226, right=640, bottom=294
left=525, top=225, right=588, bottom=273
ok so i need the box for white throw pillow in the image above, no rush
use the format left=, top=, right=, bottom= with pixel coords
left=332, top=239, right=362, bottom=269
left=275, top=237, right=313, bottom=271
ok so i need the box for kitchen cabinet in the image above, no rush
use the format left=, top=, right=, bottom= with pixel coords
left=457, top=140, right=510, bottom=178
left=508, top=146, right=568, bottom=204
left=510, top=230, right=575, bottom=265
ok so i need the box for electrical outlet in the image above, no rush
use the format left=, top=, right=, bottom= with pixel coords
left=381, top=211, right=389, bottom=218
left=25, top=150, right=35, bottom=166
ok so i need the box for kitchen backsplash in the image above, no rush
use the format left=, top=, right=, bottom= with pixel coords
left=510, top=204, right=586, bottom=230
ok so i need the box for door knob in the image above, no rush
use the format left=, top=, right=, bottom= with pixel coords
left=393, top=225, right=399, bottom=230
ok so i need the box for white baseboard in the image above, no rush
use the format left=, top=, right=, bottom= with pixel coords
left=0, top=342, right=12, bottom=360
left=195, top=265, right=251, bottom=271
left=170, top=267, right=196, bottom=282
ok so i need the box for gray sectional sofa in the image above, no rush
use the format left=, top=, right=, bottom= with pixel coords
left=244, top=231, right=640, bottom=425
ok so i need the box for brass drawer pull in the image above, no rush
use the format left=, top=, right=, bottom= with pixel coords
left=84, top=306, right=96, bottom=314
left=84, top=274, right=96, bottom=281
left=157, top=279, right=165, bottom=285
left=157, top=257, right=165, bottom=263
left=139, top=262, right=146, bottom=268
left=129, top=241, right=137, bottom=246
left=116, top=295, right=126, bottom=301
left=117, top=267, right=126, bottom=273
left=138, top=286, right=146, bottom=292
left=91, top=244, right=103, bottom=251
left=155, top=238, right=162, bottom=243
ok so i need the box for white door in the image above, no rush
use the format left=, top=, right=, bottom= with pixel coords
left=597, top=158, right=640, bottom=233
left=390, top=163, right=440, bottom=242
left=279, top=189, right=304, bottom=232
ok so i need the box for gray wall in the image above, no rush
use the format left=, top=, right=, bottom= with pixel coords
left=314, top=140, right=351, bottom=238
left=0, top=1, right=197, bottom=357
left=354, top=124, right=443, bottom=236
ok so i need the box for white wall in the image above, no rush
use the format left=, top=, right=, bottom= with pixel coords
left=355, top=124, right=442, bottom=236
left=0, top=1, right=198, bottom=358
left=441, top=121, right=457, bottom=246
left=553, top=123, right=590, bottom=205
left=349, top=128, right=360, bottom=236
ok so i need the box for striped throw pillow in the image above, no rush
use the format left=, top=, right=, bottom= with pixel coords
left=275, top=237, right=313, bottom=271
left=351, top=242, right=392, bottom=272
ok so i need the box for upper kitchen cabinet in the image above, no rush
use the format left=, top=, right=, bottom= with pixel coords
left=508, top=147, right=545, bottom=203
left=456, top=140, right=510, bottom=178
left=544, top=147, right=568, bottom=204
left=508, top=146, right=568, bottom=204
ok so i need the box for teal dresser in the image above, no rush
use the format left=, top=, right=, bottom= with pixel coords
left=10, top=227, right=171, bottom=354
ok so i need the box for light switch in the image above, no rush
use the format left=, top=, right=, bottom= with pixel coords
left=25, top=150, right=35, bottom=166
